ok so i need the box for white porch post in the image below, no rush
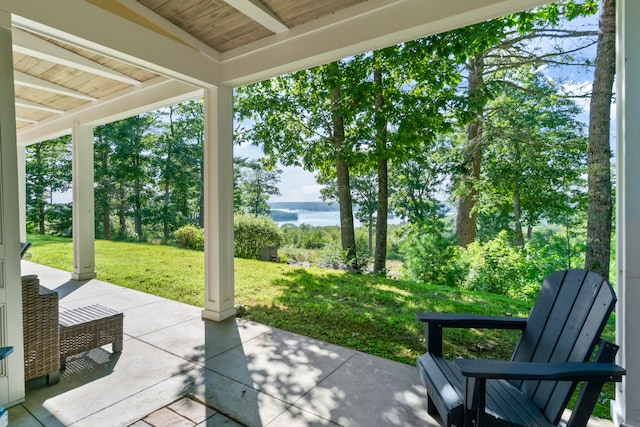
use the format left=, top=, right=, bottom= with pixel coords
left=201, top=86, right=235, bottom=322
left=17, top=146, right=26, bottom=242
left=612, top=0, right=640, bottom=425
left=71, top=124, right=96, bottom=281
left=0, top=11, right=26, bottom=406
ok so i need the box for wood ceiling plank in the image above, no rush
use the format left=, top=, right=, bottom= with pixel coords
left=15, top=98, right=64, bottom=114
left=15, top=107, right=55, bottom=122
left=12, top=28, right=140, bottom=84
left=262, top=0, right=364, bottom=28
left=14, top=70, right=96, bottom=101
left=138, top=0, right=269, bottom=52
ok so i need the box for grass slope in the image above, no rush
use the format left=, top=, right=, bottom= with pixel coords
left=25, top=234, right=615, bottom=418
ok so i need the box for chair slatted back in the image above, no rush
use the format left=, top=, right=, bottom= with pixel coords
left=511, top=269, right=616, bottom=424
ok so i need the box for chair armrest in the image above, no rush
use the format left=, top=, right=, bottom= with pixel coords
left=455, top=359, right=626, bottom=382
left=416, top=313, right=527, bottom=357
left=455, top=359, right=625, bottom=427
left=416, top=313, right=528, bottom=329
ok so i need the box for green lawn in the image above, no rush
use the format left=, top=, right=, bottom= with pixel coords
left=25, top=233, right=616, bottom=418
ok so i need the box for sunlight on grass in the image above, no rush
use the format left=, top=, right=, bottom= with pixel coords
left=26, top=233, right=533, bottom=365
left=24, top=233, right=615, bottom=418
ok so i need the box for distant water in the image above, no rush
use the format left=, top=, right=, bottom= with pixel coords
left=271, top=209, right=403, bottom=228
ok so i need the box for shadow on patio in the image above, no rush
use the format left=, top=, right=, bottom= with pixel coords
left=9, top=261, right=431, bottom=426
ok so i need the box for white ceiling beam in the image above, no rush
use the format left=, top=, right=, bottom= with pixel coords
left=113, top=0, right=221, bottom=60
left=16, top=116, right=38, bottom=123
left=16, top=76, right=202, bottom=145
left=12, top=28, right=140, bottom=85
left=224, top=0, right=288, bottom=33
left=14, top=70, right=96, bottom=101
left=6, top=0, right=220, bottom=88
left=220, top=0, right=550, bottom=87
left=15, top=98, right=64, bottom=113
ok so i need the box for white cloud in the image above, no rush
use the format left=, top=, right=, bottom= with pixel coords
left=271, top=167, right=322, bottom=202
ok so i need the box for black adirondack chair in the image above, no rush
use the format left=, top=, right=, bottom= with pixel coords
left=416, top=269, right=625, bottom=427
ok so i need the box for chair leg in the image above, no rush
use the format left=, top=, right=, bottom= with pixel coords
left=47, top=371, right=60, bottom=386
left=113, top=339, right=122, bottom=353
left=427, top=396, right=438, bottom=415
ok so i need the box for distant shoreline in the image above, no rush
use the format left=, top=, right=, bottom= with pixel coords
left=269, top=201, right=339, bottom=212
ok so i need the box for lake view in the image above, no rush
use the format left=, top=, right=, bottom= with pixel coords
left=269, top=202, right=403, bottom=227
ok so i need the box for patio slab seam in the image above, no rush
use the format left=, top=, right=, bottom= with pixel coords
left=285, top=351, right=358, bottom=415
left=262, top=382, right=349, bottom=427
left=133, top=314, right=206, bottom=341
left=66, top=360, right=202, bottom=426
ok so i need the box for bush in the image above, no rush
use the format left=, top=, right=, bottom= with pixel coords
left=234, top=215, right=283, bottom=260
left=174, top=225, right=204, bottom=250
left=280, top=223, right=340, bottom=249
left=279, top=245, right=318, bottom=264
left=398, top=222, right=466, bottom=287
left=317, top=241, right=349, bottom=268
left=461, top=231, right=542, bottom=300
left=46, top=203, right=73, bottom=236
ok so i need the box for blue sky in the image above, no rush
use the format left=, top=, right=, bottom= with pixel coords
left=233, top=141, right=323, bottom=202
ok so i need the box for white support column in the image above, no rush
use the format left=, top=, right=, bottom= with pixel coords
left=201, top=86, right=235, bottom=322
left=71, top=124, right=96, bottom=281
left=17, top=146, right=26, bottom=243
left=0, top=11, right=26, bottom=406
left=612, top=0, right=640, bottom=425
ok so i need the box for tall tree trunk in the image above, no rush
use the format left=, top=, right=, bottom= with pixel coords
left=456, top=52, right=485, bottom=247
left=163, top=107, right=175, bottom=240
left=199, top=154, right=205, bottom=228
left=134, top=173, right=142, bottom=240
left=373, top=66, right=388, bottom=274
left=584, top=0, right=615, bottom=280
left=100, top=150, right=111, bottom=240
left=368, top=213, right=373, bottom=254
left=513, top=182, right=523, bottom=247
left=35, top=146, right=46, bottom=235
left=331, top=83, right=357, bottom=267
left=513, top=140, right=523, bottom=247
left=118, top=183, right=126, bottom=238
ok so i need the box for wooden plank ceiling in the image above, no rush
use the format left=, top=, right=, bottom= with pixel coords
left=12, top=0, right=366, bottom=132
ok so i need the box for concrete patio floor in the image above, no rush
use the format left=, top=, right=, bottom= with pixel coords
left=9, top=261, right=431, bottom=426
left=8, top=261, right=615, bottom=427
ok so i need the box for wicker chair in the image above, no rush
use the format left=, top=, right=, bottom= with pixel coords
left=21, top=275, right=60, bottom=385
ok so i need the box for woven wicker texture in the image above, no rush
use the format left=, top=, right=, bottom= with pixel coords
left=21, top=275, right=60, bottom=381
left=59, top=304, right=123, bottom=364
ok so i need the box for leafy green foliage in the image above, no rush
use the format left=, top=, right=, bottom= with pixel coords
left=280, top=223, right=340, bottom=249
left=234, top=157, right=282, bottom=216
left=234, top=215, right=283, bottom=259
left=25, top=136, right=72, bottom=235
left=463, top=231, right=542, bottom=299
left=398, top=222, right=466, bottom=287
left=174, top=225, right=204, bottom=250
left=478, top=66, right=588, bottom=245
left=45, top=203, right=73, bottom=236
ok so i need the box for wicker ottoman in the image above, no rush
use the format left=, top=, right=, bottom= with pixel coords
left=59, top=304, right=123, bottom=368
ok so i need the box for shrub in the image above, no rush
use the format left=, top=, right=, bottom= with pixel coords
left=398, top=222, right=466, bottom=287
left=174, top=225, right=204, bottom=250
left=234, top=215, right=283, bottom=259
left=279, top=245, right=318, bottom=263
left=280, top=223, right=340, bottom=249
left=46, top=203, right=73, bottom=236
left=317, top=241, right=349, bottom=268
left=461, top=231, right=542, bottom=300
